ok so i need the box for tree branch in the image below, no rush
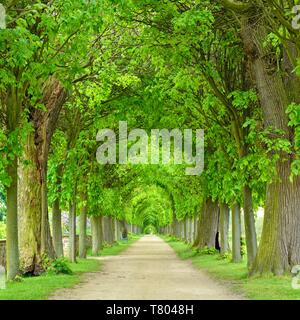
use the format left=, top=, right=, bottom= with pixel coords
left=219, top=0, right=251, bottom=12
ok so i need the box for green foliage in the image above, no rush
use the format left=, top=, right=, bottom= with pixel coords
left=0, top=221, right=5, bottom=239
left=47, top=258, right=73, bottom=275
left=217, top=252, right=232, bottom=261
left=197, top=246, right=219, bottom=255
left=287, top=103, right=300, bottom=177
left=240, top=237, right=246, bottom=257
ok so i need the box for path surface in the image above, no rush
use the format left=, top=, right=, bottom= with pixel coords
left=50, top=235, right=242, bottom=300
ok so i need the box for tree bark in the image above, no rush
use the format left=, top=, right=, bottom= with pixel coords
left=79, top=194, right=87, bottom=259
left=220, top=203, right=230, bottom=255
left=243, top=186, right=257, bottom=267
left=91, top=216, right=102, bottom=255
left=6, top=158, right=19, bottom=280
left=69, top=197, right=77, bottom=263
left=18, top=132, right=43, bottom=274
left=234, top=11, right=300, bottom=274
left=232, top=203, right=242, bottom=263
left=52, top=164, right=63, bottom=257
left=240, top=12, right=300, bottom=274
left=5, top=89, right=21, bottom=279
left=52, top=198, right=63, bottom=257
left=194, top=198, right=219, bottom=249
left=108, top=216, right=115, bottom=244
left=19, top=78, right=66, bottom=273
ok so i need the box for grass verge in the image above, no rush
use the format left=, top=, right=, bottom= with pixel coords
left=87, top=233, right=141, bottom=256
left=162, top=235, right=300, bottom=300
left=0, top=234, right=141, bottom=300
left=0, top=258, right=101, bottom=300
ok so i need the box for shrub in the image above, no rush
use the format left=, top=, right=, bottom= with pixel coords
left=197, top=246, right=219, bottom=255
left=217, top=252, right=232, bottom=261
left=240, top=237, right=246, bottom=257
left=47, top=258, right=73, bottom=275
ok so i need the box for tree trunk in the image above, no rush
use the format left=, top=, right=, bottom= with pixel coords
left=243, top=186, right=257, bottom=267
left=91, top=216, right=102, bottom=255
left=193, top=215, right=197, bottom=243
left=18, top=133, right=43, bottom=275
left=79, top=194, right=87, bottom=259
left=183, top=218, right=187, bottom=242
left=108, top=216, right=115, bottom=244
left=41, top=165, right=55, bottom=259
left=220, top=203, right=230, bottom=255
left=240, top=13, right=300, bottom=275
left=6, top=158, right=19, bottom=280
left=52, top=198, right=63, bottom=257
left=194, top=198, right=219, bottom=249
left=19, top=78, right=66, bottom=273
left=102, top=216, right=108, bottom=243
left=251, top=161, right=300, bottom=274
left=69, top=198, right=76, bottom=263
left=232, top=203, right=242, bottom=263
left=114, top=218, right=118, bottom=242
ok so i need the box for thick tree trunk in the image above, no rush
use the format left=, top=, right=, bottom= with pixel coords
left=6, top=158, right=19, bottom=280
left=232, top=203, right=242, bottom=263
left=194, top=198, right=219, bottom=249
left=108, top=216, right=115, bottom=244
left=219, top=203, right=230, bottom=255
left=102, top=216, right=108, bottom=243
left=18, top=133, right=43, bottom=274
left=241, top=13, right=300, bottom=274
left=79, top=196, right=87, bottom=259
left=19, top=78, right=66, bottom=273
left=251, top=161, right=300, bottom=274
left=243, top=186, right=257, bottom=267
left=41, top=165, right=55, bottom=259
left=183, top=218, right=187, bottom=242
left=193, top=215, right=197, bottom=243
left=114, top=218, right=118, bottom=242
left=52, top=198, right=63, bottom=257
left=91, top=216, right=102, bottom=255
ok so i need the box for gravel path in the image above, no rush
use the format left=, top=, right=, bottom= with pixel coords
left=50, top=235, right=242, bottom=300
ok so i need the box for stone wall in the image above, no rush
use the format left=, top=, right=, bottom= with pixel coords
left=0, top=235, right=93, bottom=268
left=0, top=240, right=6, bottom=268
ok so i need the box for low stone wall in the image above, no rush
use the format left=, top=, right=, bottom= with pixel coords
left=0, top=235, right=93, bottom=267
left=0, top=240, right=6, bottom=268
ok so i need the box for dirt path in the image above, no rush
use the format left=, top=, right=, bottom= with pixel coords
left=50, top=235, right=242, bottom=300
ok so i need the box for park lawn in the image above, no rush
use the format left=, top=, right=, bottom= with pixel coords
left=163, top=236, right=300, bottom=300
left=0, top=258, right=101, bottom=300
left=0, top=235, right=140, bottom=300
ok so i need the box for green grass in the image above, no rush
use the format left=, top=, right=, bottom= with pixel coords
left=163, top=236, right=300, bottom=300
left=86, top=233, right=141, bottom=256
left=0, top=258, right=101, bottom=300
left=0, top=234, right=140, bottom=300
